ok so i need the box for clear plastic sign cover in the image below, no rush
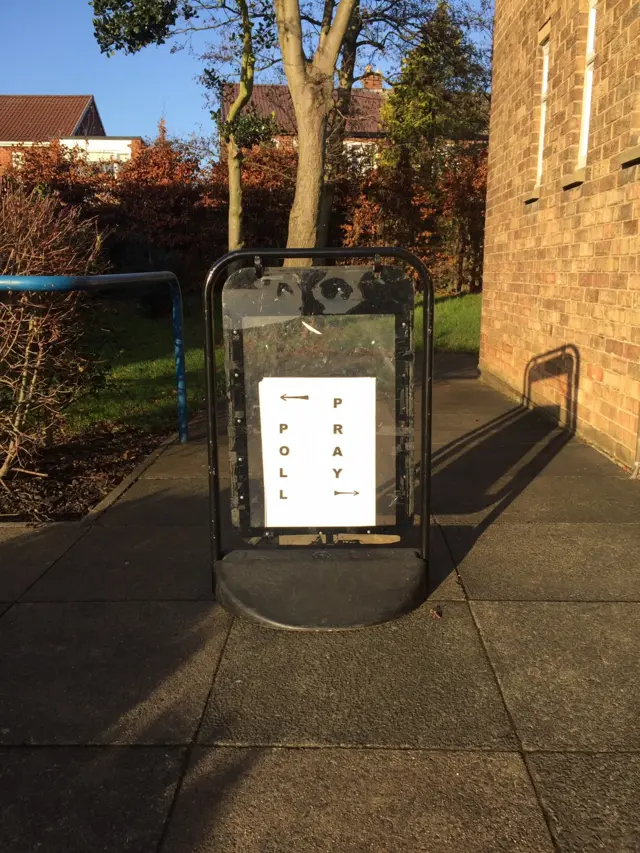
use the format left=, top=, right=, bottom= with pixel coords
left=222, top=266, right=415, bottom=535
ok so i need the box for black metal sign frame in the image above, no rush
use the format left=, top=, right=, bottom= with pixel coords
left=204, top=247, right=434, bottom=566
left=223, top=264, right=414, bottom=538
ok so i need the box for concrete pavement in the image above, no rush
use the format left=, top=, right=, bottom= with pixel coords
left=0, top=354, right=638, bottom=852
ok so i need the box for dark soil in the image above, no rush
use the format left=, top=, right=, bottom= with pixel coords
left=0, top=429, right=168, bottom=522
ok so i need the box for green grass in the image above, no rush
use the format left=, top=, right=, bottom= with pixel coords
left=66, top=291, right=481, bottom=437
left=415, top=293, right=482, bottom=353
left=66, top=295, right=219, bottom=436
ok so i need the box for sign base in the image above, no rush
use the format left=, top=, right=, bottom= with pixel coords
left=214, top=549, right=428, bottom=631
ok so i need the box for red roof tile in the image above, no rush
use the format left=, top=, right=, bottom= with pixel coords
left=0, top=95, right=101, bottom=142
left=222, top=84, right=385, bottom=137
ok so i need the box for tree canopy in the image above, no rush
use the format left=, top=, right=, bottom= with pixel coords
left=91, top=0, right=492, bottom=250
left=383, top=1, right=490, bottom=159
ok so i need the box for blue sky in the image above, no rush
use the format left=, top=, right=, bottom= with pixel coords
left=1, top=0, right=400, bottom=142
left=2, top=0, right=491, bottom=141
left=1, top=0, right=213, bottom=139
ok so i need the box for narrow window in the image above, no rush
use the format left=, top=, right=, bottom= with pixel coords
left=536, top=38, right=550, bottom=186
left=577, top=0, right=597, bottom=168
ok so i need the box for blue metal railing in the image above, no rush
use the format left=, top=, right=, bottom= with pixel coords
left=0, top=271, right=189, bottom=443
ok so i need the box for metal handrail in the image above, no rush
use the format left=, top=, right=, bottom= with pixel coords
left=0, top=271, right=189, bottom=443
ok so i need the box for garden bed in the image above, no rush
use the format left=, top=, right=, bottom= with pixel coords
left=0, top=428, right=168, bottom=522
left=0, top=295, right=202, bottom=523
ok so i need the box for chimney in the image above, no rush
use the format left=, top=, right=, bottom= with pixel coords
left=363, top=65, right=384, bottom=92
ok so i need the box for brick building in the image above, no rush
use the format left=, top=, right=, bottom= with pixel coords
left=0, top=95, right=141, bottom=174
left=222, top=69, right=386, bottom=157
left=480, top=0, right=639, bottom=471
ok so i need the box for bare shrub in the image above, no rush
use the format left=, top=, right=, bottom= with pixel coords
left=0, top=187, right=105, bottom=479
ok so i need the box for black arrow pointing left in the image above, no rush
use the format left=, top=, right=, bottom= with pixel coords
left=281, top=394, right=309, bottom=401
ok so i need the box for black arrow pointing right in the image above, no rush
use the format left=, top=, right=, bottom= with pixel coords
left=334, top=490, right=360, bottom=496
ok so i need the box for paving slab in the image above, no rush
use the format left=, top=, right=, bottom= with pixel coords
left=433, top=385, right=517, bottom=416
left=472, top=602, right=640, bottom=750
left=444, top=523, right=640, bottom=601
left=431, top=433, right=576, bottom=518
left=98, top=477, right=210, bottom=527
left=0, top=746, right=184, bottom=853
left=142, top=438, right=209, bottom=480
left=432, top=408, right=557, bottom=443
left=0, top=524, right=85, bottom=601
left=433, top=352, right=480, bottom=380
left=161, top=747, right=554, bottom=853
left=0, top=602, right=231, bottom=744
left=24, top=526, right=214, bottom=601
left=434, top=434, right=625, bottom=480
left=429, top=409, right=523, bottom=451
left=432, top=405, right=523, bottom=433
left=187, top=418, right=209, bottom=440
left=199, top=602, right=516, bottom=748
left=435, top=474, right=640, bottom=525
left=0, top=603, right=9, bottom=618
left=432, top=420, right=566, bottom=458
left=515, top=440, right=626, bottom=477
left=527, top=753, right=640, bottom=853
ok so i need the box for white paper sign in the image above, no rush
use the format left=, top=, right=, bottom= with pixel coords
left=259, top=376, right=376, bottom=528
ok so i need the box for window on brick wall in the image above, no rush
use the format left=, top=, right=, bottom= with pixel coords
left=577, top=0, right=598, bottom=168
left=536, top=37, right=550, bottom=186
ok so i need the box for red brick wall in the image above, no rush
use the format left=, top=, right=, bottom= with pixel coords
left=481, top=0, right=640, bottom=468
left=0, top=147, right=12, bottom=175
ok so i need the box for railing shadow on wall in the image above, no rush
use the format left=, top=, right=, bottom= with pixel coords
left=428, top=345, right=581, bottom=574
left=524, top=345, right=580, bottom=435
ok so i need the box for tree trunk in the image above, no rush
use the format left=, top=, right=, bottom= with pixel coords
left=316, top=179, right=335, bottom=251
left=275, top=0, right=357, bottom=264
left=316, top=8, right=359, bottom=251
left=316, top=85, right=352, bottom=252
left=286, top=102, right=327, bottom=253
left=227, top=136, right=244, bottom=251
left=221, top=0, right=254, bottom=254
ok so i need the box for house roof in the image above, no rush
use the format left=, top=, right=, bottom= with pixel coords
left=0, top=95, right=102, bottom=142
left=222, top=84, right=385, bottom=138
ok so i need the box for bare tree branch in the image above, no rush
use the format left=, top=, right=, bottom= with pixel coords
left=318, top=0, right=336, bottom=50
left=274, top=0, right=307, bottom=89
left=315, top=0, right=358, bottom=73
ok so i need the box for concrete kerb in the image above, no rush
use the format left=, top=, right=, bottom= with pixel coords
left=0, top=444, right=178, bottom=531
left=84, top=413, right=211, bottom=522
left=83, top=432, right=182, bottom=524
